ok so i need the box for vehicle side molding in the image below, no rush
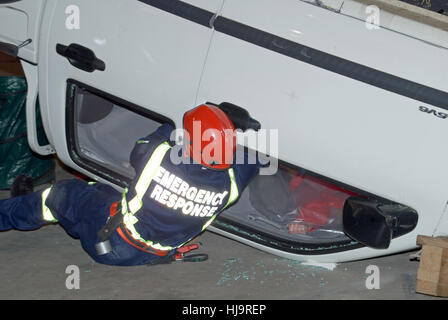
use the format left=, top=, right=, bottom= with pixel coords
left=139, top=0, right=448, bottom=111
left=343, top=196, right=418, bottom=249
left=138, top=0, right=214, bottom=28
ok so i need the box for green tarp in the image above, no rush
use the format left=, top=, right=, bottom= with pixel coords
left=0, top=76, right=54, bottom=190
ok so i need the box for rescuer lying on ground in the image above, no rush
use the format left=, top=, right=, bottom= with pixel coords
left=0, top=104, right=263, bottom=266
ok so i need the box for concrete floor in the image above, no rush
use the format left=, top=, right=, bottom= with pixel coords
left=0, top=161, right=444, bottom=300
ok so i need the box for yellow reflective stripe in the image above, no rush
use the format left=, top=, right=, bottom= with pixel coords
left=201, top=168, right=239, bottom=232
left=41, top=187, right=57, bottom=222
left=128, top=197, right=142, bottom=214
left=127, top=142, right=171, bottom=214
left=123, top=213, right=175, bottom=251
left=120, top=142, right=174, bottom=251
left=202, top=215, right=218, bottom=232
left=224, top=168, right=239, bottom=209
left=121, top=187, right=129, bottom=214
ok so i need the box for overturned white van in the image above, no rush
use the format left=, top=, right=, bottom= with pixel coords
left=1, top=0, right=448, bottom=262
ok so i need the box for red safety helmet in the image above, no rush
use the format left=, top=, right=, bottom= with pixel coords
left=183, top=104, right=236, bottom=170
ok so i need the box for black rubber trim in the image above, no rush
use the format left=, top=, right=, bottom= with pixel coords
left=213, top=16, right=448, bottom=111
left=212, top=217, right=364, bottom=255
left=138, top=0, right=214, bottom=28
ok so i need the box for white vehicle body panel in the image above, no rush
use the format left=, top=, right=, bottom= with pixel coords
left=0, top=0, right=46, bottom=63
left=1, top=0, right=448, bottom=262
left=38, top=0, right=223, bottom=177
left=198, top=0, right=448, bottom=261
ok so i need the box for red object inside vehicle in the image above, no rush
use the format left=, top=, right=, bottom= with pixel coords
left=289, top=174, right=358, bottom=232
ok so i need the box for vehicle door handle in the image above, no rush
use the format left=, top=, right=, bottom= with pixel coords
left=56, top=43, right=106, bottom=73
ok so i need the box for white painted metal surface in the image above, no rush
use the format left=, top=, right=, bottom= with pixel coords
left=0, top=0, right=46, bottom=63
left=21, top=61, right=55, bottom=155
left=197, top=0, right=448, bottom=260
left=305, top=0, right=448, bottom=48
left=38, top=0, right=223, bottom=177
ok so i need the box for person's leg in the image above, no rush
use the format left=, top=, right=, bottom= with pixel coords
left=44, top=179, right=118, bottom=239
left=0, top=178, right=166, bottom=266
left=0, top=190, right=49, bottom=231
left=74, top=193, right=170, bottom=266
left=45, top=179, right=165, bottom=266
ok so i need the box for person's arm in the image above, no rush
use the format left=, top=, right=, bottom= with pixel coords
left=231, top=148, right=265, bottom=191
left=129, top=123, right=174, bottom=171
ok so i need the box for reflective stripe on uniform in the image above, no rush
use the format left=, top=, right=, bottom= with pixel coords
left=224, top=168, right=239, bottom=209
left=127, top=142, right=172, bottom=214
left=201, top=168, right=239, bottom=232
left=123, top=212, right=175, bottom=251
left=121, top=142, right=174, bottom=251
left=42, top=187, right=58, bottom=222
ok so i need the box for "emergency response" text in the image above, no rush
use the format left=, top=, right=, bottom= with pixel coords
left=150, top=166, right=228, bottom=218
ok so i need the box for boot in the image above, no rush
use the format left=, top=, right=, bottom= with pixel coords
left=10, top=174, right=34, bottom=197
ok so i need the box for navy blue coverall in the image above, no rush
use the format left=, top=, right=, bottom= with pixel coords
left=0, top=124, right=261, bottom=266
